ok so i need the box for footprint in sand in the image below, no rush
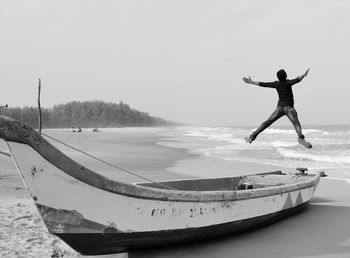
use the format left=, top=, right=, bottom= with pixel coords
left=33, top=218, right=41, bottom=224
left=51, top=239, right=59, bottom=245
left=16, top=208, right=24, bottom=213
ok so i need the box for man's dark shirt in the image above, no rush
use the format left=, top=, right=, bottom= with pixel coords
left=258, top=77, right=301, bottom=107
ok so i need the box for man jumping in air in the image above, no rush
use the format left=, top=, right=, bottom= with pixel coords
left=242, top=69, right=312, bottom=149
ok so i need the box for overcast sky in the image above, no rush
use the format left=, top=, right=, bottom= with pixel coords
left=1, top=0, right=349, bottom=126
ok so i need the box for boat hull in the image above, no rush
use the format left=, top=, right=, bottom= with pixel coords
left=56, top=202, right=308, bottom=255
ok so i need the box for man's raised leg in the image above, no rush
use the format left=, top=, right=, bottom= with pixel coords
left=245, top=107, right=284, bottom=144
left=285, top=107, right=312, bottom=148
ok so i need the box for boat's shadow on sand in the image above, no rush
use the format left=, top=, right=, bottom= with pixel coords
left=118, top=201, right=350, bottom=258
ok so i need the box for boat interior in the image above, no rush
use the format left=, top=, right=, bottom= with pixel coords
left=137, top=171, right=315, bottom=191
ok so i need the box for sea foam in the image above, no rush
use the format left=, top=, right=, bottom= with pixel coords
left=177, top=125, right=350, bottom=180
left=277, top=148, right=350, bottom=165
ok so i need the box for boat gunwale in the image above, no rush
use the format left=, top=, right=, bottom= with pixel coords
left=6, top=141, right=320, bottom=203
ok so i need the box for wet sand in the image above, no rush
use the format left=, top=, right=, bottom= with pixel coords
left=1, top=128, right=350, bottom=257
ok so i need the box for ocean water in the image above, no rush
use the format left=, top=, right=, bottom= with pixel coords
left=1, top=125, right=349, bottom=182
left=164, top=125, right=350, bottom=181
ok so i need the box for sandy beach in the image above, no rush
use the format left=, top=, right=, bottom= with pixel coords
left=1, top=128, right=350, bottom=257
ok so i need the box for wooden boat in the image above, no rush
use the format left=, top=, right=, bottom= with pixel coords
left=0, top=115, right=321, bottom=255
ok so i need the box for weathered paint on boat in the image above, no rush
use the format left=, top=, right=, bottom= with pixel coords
left=0, top=116, right=320, bottom=255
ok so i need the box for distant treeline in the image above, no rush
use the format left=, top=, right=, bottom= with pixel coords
left=3, top=100, right=173, bottom=128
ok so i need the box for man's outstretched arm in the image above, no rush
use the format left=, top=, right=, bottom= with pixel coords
left=297, top=69, right=310, bottom=80
left=242, top=76, right=259, bottom=85
left=291, top=69, right=310, bottom=85
left=242, top=76, right=275, bottom=88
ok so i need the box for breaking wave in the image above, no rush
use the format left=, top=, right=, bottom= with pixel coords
left=263, top=128, right=323, bottom=134
left=172, top=125, right=350, bottom=179
left=277, top=148, right=350, bottom=164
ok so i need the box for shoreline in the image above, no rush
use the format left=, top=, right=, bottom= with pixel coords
left=157, top=129, right=292, bottom=178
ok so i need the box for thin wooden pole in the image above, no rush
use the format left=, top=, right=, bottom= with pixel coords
left=38, top=78, right=42, bottom=132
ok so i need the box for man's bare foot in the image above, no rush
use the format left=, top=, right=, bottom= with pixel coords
left=298, top=138, right=312, bottom=149
left=244, top=137, right=253, bottom=144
